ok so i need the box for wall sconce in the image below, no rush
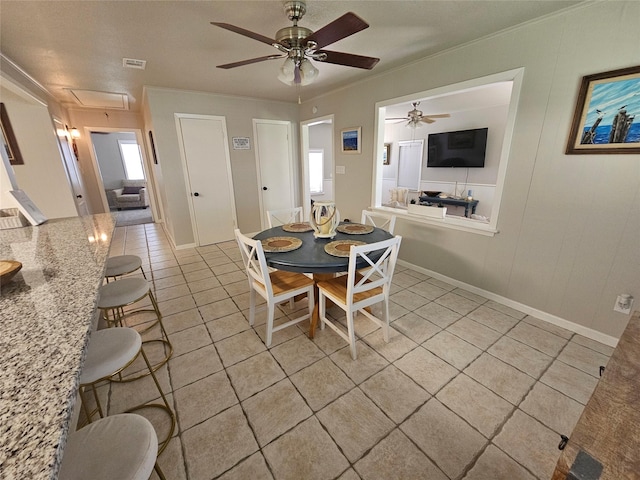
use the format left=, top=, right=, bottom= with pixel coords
left=66, top=125, right=80, bottom=160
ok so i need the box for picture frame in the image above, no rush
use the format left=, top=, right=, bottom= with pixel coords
left=383, top=143, right=391, bottom=165
left=1, top=103, right=24, bottom=165
left=566, top=65, right=640, bottom=154
left=341, top=127, right=361, bottom=154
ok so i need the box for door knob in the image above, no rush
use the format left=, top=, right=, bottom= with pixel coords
left=193, top=192, right=200, bottom=197
left=76, top=195, right=82, bottom=198
left=262, top=187, right=268, bottom=191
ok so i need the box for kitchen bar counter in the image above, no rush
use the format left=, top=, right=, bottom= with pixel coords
left=0, top=214, right=115, bottom=479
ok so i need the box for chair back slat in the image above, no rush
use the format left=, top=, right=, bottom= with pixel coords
left=361, top=210, right=397, bottom=234
left=235, top=229, right=273, bottom=298
left=267, top=207, right=303, bottom=228
left=346, top=236, right=401, bottom=305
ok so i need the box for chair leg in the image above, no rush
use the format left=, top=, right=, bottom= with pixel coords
left=346, top=311, right=357, bottom=360
left=248, top=288, right=256, bottom=326
left=266, top=305, right=275, bottom=347
left=382, top=299, right=390, bottom=343
left=307, top=288, right=315, bottom=329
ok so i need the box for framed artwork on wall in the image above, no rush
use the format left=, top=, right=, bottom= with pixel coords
left=566, top=65, right=640, bottom=154
left=0, top=103, right=24, bottom=165
left=383, top=143, right=391, bottom=165
left=341, top=127, right=361, bottom=154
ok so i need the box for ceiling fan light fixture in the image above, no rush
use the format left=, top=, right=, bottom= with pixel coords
left=299, top=58, right=318, bottom=85
left=278, top=57, right=297, bottom=85
left=278, top=57, right=318, bottom=86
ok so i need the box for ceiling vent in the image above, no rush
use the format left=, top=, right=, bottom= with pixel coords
left=67, top=89, right=130, bottom=110
left=122, top=58, right=146, bottom=70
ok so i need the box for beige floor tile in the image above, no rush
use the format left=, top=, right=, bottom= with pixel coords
left=363, top=326, right=418, bottom=362
left=180, top=261, right=210, bottom=274
left=170, top=324, right=212, bottom=357
left=464, top=353, right=536, bottom=405
left=317, top=388, right=395, bottom=462
left=360, top=365, right=430, bottom=423
left=262, top=417, right=349, bottom=480
left=242, top=378, right=312, bottom=446
left=151, top=436, right=187, bottom=480
left=436, top=374, right=514, bottom=437
left=211, top=262, right=242, bottom=275
left=539, top=359, right=598, bottom=405
left=462, top=444, right=536, bottom=480
left=183, top=267, right=214, bottom=283
left=198, top=298, right=240, bottom=321
left=484, top=300, right=527, bottom=320
left=309, top=324, right=348, bottom=355
left=414, top=301, right=462, bottom=328
left=523, top=315, right=573, bottom=339
left=216, top=329, right=267, bottom=367
left=394, top=346, right=458, bottom=394
left=355, top=429, right=448, bottom=480
left=174, top=370, right=238, bottom=430
left=337, top=469, right=361, bottom=480
left=488, top=336, right=552, bottom=378
left=447, top=317, right=503, bottom=350
left=168, top=344, right=223, bottom=390
left=423, top=330, right=482, bottom=370
left=389, top=289, right=430, bottom=310
left=182, top=405, right=258, bottom=480
left=388, top=301, right=411, bottom=321
left=519, top=382, right=583, bottom=435
left=406, top=281, right=449, bottom=301
left=151, top=265, right=183, bottom=280
left=188, top=275, right=223, bottom=294
left=435, top=292, right=481, bottom=316
left=290, top=357, right=355, bottom=411
left=217, top=270, right=247, bottom=285
left=466, top=304, right=520, bottom=334
left=391, top=271, right=423, bottom=288
left=493, top=410, right=560, bottom=480
left=153, top=274, right=186, bottom=290
left=507, top=322, right=569, bottom=357
left=452, top=287, right=488, bottom=305
left=253, top=316, right=306, bottom=347
left=401, top=399, right=486, bottom=479
left=557, top=341, right=609, bottom=376
left=571, top=334, right=614, bottom=356
left=270, top=335, right=326, bottom=375
left=392, top=312, right=440, bottom=344
left=154, top=284, right=191, bottom=303
left=216, top=452, right=274, bottom=480
left=330, top=341, right=389, bottom=385
left=206, top=312, right=251, bottom=342
left=162, top=308, right=203, bottom=335
left=157, top=295, right=197, bottom=317
left=192, top=285, right=229, bottom=307
left=226, top=351, right=286, bottom=400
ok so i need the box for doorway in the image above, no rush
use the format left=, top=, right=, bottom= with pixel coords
left=53, top=118, right=89, bottom=216
left=87, top=128, right=156, bottom=226
left=301, top=115, right=334, bottom=220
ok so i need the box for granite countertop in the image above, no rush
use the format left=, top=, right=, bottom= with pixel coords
left=0, top=214, right=115, bottom=479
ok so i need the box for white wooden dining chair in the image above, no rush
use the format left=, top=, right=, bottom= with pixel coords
left=361, top=210, right=397, bottom=234
left=317, top=235, right=402, bottom=360
left=234, top=229, right=315, bottom=346
left=267, top=207, right=304, bottom=228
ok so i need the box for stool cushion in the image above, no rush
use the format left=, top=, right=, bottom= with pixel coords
left=80, top=328, right=142, bottom=384
left=105, top=255, right=142, bottom=277
left=58, top=413, right=157, bottom=480
left=98, top=277, right=150, bottom=309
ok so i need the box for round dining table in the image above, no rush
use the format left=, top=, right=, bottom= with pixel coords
left=253, top=223, right=393, bottom=337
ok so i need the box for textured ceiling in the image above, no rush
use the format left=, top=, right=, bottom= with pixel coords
left=0, top=1, right=581, bottom=111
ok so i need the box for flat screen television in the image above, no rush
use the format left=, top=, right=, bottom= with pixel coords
left=427, top=128, right=488, bottom=168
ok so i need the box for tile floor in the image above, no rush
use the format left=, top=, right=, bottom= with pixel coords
left=95, top=222, right=614, bottom=480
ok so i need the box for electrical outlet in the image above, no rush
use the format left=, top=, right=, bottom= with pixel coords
left=613, top=294, right=634, bottom=314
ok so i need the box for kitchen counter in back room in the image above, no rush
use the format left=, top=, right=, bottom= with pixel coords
left=0, top=214, right=115, bottom=479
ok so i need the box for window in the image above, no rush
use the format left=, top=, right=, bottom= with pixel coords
left=309, top=149, right=324, bottom=194
left=119, top=140, right=144, bottom=180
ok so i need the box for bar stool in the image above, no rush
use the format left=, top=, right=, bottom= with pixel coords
left=97, top=277, right=172, bottom=376
left=78, top=327, right=175, bottom=455
left=105, top=255, right=147, bottom=282
left=59, top=413, right=166, bottom=480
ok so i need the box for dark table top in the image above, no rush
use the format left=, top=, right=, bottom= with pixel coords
left=254, top=224, right=394, bottom=274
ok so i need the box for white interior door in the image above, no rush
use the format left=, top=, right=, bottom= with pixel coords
left=55, top=123, right=89, bottom=216
left=254, top=120, right=294, bottom=228
left=177, top=115, right=236, bottom=245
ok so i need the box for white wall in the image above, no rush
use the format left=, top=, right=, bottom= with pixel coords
left=0, top=86, right=76, bottom=219
left=91, top=132, right=137, bottom=191
left=143, top=87, right=299, bottom=247
left=300, top=1, right=640, bottom=339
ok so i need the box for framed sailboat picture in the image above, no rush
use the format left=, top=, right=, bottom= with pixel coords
left=566, top=66, right=640, bottom=154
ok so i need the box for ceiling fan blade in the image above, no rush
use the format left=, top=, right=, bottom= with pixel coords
left=317, top=50, right=379, bottom=70
left=304, top=12, right=369, bottom=49
left=424, top=114, right=451, bottom=119
left=211, top=22, right=276, bottom=46
left=217, top=54, right=284, bottom=69
left=420, top=117, right=436, bottom=124
left=385, top=117, right=409, bottom=121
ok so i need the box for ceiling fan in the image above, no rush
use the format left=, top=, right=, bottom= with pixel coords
left=211, top=0, right=380, bottom=86
left=386, top=102, right=451, bottom=128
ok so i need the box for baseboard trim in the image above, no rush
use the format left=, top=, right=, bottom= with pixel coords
left=397, top=259, right=619, bottom=347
